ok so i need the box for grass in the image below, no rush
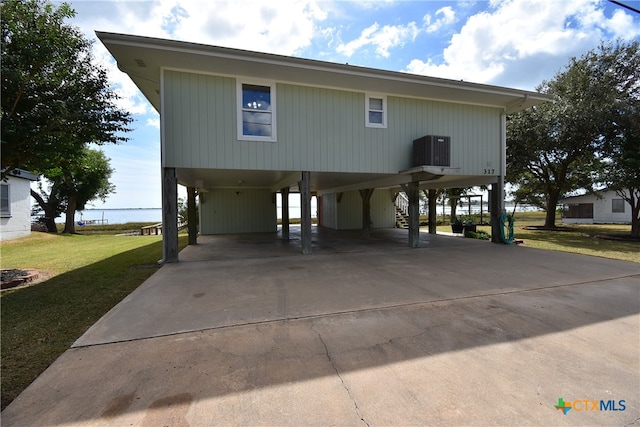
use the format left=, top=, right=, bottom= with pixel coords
left=433, top=211, right=640, bottom=263
left=69, top=221, right=159, bottom=235
left=1, top=230, right=188, bottom=409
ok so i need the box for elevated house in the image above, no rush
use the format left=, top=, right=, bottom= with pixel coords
left=1, top=169, right=38, bottom=240
left=97, top=32, right=549, bottom=261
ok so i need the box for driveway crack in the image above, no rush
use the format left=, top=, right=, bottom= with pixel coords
left=624, top=416, right=640, bottom=427
left=315, top=329, right=370, bottom=427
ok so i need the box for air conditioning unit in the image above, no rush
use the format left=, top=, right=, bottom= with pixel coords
left=412, top=135, right=451, bottom=167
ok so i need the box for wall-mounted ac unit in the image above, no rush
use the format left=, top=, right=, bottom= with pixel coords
left=412, top=135, right=451, bottom=167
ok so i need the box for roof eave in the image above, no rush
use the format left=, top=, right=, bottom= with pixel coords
left=96, top=31, right=551, bottom=114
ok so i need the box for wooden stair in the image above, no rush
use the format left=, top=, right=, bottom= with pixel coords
left=395, top=206, right=409, bottom=229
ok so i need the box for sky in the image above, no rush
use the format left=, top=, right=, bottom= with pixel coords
left=56, top=0, right=640, bottom=209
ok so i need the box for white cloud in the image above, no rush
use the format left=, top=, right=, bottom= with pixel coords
left=336, top=21, right=420, bottom=58
left=161, top=0, right=327, bottom=55
left=405, top=0, right=640, bottom=89
left=424, top=6, right=456, bottom=33
left=146, top=117, right=160, bottom=129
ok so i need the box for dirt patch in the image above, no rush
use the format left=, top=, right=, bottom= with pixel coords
left=522, top=226, right=576, bottom=232
left=1, top=269, right=52, bottom=291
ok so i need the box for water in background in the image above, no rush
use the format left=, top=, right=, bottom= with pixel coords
left=75, top=208, right=162, bottom=225
left=74, top=202, right=316, bottom=225
left=73, top=201, right=537, bottom=225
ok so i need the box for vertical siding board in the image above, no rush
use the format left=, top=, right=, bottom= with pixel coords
left=320, top=89, right=329, bottom=171
left=179, top=74, right=189, bottom=167
left=197, top=74, right=207, bottom=168
left=211, top=76, right=220, bottom=167
left=163, top=71, right=174, bottom=166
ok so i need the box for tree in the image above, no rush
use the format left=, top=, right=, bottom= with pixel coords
left=31, top=148, right=115, bottom=233
left=507, top=43, right=620, bottom=228
left=30, top=179, right=64, bottom=233
left=1, top=0, right=131, bottom=178
left=595, top=41, right=640, bottom=237
left=444, top=187, right=470, bottom=221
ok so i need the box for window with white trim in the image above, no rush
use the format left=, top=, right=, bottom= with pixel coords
left=1, top=183, right=10, bottom=217
left=237, top=81, right=276, bottom=141
left=365, top=94, right=387, bottom=128
left=612, top=198, right=625, bottom=213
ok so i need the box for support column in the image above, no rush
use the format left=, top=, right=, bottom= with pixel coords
left=405, top=181, right=420, bottom=248
left=161, top=167, right=179, bottom=263
left=187, top=186, right=197, bottom=245
left=299, top=171, right=312, bottom=254
left=428, top=189, right=437, bottom=235
left=281, top=187, right=290, bottom=240
left=491, top=180, right=504, bottom=243
left=492, top=112, right=507, bottom=244
left=359, top=188, right=374, bottom=238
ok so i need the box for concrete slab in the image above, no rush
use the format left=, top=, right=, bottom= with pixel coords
left=2, top=228, right=639, bottom=426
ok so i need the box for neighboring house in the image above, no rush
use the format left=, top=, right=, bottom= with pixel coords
left=1, top=169, right=38, bottom=240
left=561, top=190, right=632, bottom=225
left=97, top=32, right=549, bottom=261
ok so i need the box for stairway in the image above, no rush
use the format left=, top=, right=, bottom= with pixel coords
left=395, top=206, right=409, bottom=229
left=395, top=192, right=410, bottom=228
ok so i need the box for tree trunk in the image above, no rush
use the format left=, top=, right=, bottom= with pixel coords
left=544, top=191, right=560, bottom=228
left=449, top=197, right=458, bottom=220
left=30, top=189, right=58, bottom=233
left=62, top=194, right=77, bottom=234
left=631, top=202, right=639, bottom=238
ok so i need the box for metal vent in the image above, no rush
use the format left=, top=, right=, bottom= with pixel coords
left=134, top=58, right=147, bottom=67
left=412, top=135, right=451, bottom=167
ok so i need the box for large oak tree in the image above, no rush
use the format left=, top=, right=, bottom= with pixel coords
left=507, top=40, right=638, bottom=230
left=2, top=0, right=131, bottom=232
left=32, top=148, right=115, bottom=233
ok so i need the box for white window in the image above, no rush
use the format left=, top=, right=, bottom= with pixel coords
left=237, top=80, right=276, bottom=141
left=365, top=94, right=387, bottom=128
left=1, top=183, right=10, bottom=217
left=612, top=198, right=625, bottom=213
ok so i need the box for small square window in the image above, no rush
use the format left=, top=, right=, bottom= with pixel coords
left=365, top=94, right=387, bottom=128
left=612, top=198, right=625, bottom=213
left=237, top=81, right=276, bottom=141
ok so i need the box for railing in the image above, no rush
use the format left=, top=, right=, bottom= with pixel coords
left=140, top=221, right=188, bottom=235
left=141, top=223, right=162, bottom=235
left=395, top=192, right=409, bottom=215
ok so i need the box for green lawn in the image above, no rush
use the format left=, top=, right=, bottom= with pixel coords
left=433, top=211, right=640, bottom=263
left=1, top=231, right=188, bottom=409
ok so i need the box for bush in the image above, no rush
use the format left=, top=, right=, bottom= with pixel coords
left=464, top=230, right=491, bottom=240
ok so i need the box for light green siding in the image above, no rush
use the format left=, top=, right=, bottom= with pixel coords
left=199, top=188, right=276, bottom=234
left=321, top=189, right=395, bottom=230
left=163, top=70, right=502, bottom=175
left=370, top=190, right=396, bottom=228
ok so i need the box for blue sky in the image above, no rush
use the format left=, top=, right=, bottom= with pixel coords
left=60, top=0, right=639, bottom=208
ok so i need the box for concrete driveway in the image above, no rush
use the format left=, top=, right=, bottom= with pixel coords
left=2, top=228, right=639, bottom=426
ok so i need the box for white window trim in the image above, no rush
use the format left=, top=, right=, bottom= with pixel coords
left=1, top=183, right=10, bottom=217
left=236, top=79, right=277, bottom=142
left=365, top=93, right=387, bottom=128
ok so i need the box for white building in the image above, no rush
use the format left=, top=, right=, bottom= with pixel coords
left=1, top=169, right=38, bottom=240
left=561, top=190, right=632, bottom=224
